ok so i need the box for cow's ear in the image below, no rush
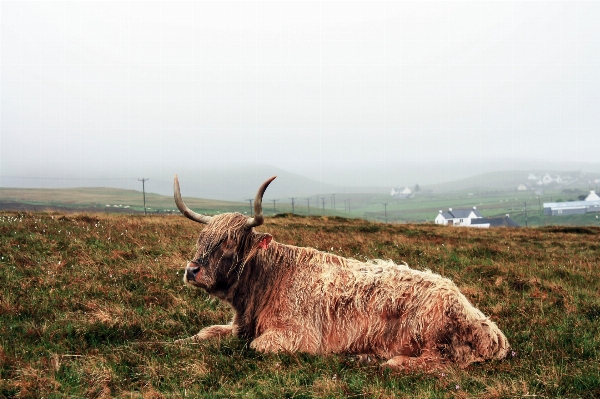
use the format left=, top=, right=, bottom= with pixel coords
left=258, top=234, right=272, bottom=250
left=222, top=239, right=237, bottom=256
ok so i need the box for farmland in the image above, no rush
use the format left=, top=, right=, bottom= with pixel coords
left=2, top=185, right=600, bottom=227
left=1, top=212, right=598, bottom=398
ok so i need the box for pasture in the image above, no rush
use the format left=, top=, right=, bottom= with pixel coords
left=0, top=212, right=598, bottom=398
left=3, top=186, right=600, bottom=229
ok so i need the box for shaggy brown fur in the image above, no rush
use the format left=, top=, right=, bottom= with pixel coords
left=177, top=212, right=510, bottom=369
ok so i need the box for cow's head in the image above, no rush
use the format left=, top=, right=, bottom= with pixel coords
left=174, top=175, right=275, bottom=294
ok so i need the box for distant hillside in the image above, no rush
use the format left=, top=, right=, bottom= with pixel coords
left=425, top=170, right=598, bottom=193
left=0, top=187, right=246, bottom=214
left=142, top=166, right=391, bottom=201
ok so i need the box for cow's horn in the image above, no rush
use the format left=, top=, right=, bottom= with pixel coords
left=246, top=176, right=277, bottom=228
left=174, top=174, right=213, bottom=224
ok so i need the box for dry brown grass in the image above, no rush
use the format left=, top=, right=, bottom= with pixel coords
left=0, top=212, right=598, bottom=397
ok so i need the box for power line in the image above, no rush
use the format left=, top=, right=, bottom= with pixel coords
left=289, top=197, right=297, bottom=214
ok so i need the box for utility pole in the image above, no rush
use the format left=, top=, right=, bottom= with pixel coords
left=271, top=199, right=279, bottom=213
left=383, top=203, right=388, bottom=223
left=138, top=178, right=149, bottom=215
left=305, top=198, right=311, bottom=215
left=524, top=201, right=528, bottom=227
left=245, top=199, right=254, bottom=216
left=289, top=197, right=296, bottom=214
left=320, top=197, right=326, bottom=212
left=331, top=194, right=336, bottom=210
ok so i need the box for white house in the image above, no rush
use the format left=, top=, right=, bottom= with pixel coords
left=542, top=173, right=554, bottom=185
left=527, top=173, right=539, bottom=180
left=434, top=207, right=483, bottom=226
left=391, top=187, right=412, bottom=199
left=585, top=190, right=600, bottom=201
left=541, top=173, right=563, bottom=185
left=517, top=184, right=528, bottom=191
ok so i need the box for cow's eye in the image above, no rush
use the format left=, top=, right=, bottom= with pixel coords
left=192, top=256, right=207, bottom=266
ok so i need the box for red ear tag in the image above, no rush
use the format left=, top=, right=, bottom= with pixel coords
left=259, top=235, right=272, bottom=249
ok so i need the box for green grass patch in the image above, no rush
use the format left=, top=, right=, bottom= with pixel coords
left=0, top=212, right=598, bottom=397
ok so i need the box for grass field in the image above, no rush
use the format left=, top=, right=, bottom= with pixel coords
left=2, top=186, right=600, bottom=228
left=1, top=212, right=599, bottom=398
left=0, top=187, right=249, bottom=215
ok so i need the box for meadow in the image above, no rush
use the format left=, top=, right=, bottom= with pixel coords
left=0, top=212, right=599, bottom=398
left=3, top=185, right=600, bottom=229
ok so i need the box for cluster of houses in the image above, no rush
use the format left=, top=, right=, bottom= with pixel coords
left=527, top=173, right=564, bottom=186
left=543, top=190, right=600, bottom=216
left=520, top=172, right=600, bottom=192
left=517, top=173, right=564, bottom=191
left=434, top=206, right=519, bottom=228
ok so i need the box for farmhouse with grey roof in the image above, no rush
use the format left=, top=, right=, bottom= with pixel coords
left=434, top=207, right=483, bottom=226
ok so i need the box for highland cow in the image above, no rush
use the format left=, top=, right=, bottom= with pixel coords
left=174, top=175, right=509, bottom=369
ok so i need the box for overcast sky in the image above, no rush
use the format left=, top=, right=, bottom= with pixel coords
left=1, top=1, right=599, bottom=195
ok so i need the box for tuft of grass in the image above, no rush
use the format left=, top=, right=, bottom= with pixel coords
left=0, top=212, right=599, bottom=397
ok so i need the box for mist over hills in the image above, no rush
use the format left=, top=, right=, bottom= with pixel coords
left=2, top=159, right=599, bottom=202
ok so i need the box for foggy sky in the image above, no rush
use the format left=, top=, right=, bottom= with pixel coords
left=1, top=1, right=599, bottom=197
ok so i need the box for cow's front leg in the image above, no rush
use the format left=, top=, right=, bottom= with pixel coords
left=383, top=352, right=447, bottom=372
left=250, top=329, right=318, bottom=354
left=175, top=323, right=235, bottom=345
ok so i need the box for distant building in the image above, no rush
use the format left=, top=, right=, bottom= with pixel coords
left=517, top=184, right=528, bottom=191
left=541, top=173, right=562, bottom=185
left=391, top=187, right=412, bottom=199
left=470, top=215, right=520, bottom=228
left=542, top=173, right=554, bottom=185
left=434, top=207, right=483, bottom=226
left=527, top=173, right=539, bottom=180
left=543, top=191, right=600, bottom=216
left=585, top=190, right=600, bottom=201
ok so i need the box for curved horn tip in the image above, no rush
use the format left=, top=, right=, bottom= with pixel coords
left=261, top=176, right=277, bottom=191
left=246, top=175, right=277, bottom=228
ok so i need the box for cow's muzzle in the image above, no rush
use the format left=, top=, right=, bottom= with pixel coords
left=185, top=262, right=201, bottom=282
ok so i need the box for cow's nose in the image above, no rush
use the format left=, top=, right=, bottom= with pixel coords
left=186, top=263, right=200, bottom=281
